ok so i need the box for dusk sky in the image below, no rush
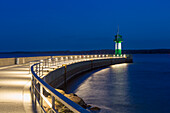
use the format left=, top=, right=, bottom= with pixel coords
left=0, top=0, right=170, bottom=52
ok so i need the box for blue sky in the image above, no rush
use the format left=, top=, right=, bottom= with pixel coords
left=0, top=0, right=170, bottom=52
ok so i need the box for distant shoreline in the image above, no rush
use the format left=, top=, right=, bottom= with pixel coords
left=1, top=49, right=170, bottom=54
left=0, top=49, right=169, bottom=58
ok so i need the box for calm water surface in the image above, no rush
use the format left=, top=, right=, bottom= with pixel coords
left=66, top=54, right=170, bottom=113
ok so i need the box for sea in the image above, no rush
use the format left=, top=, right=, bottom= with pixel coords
left=66, top=54, right=170, bottom=113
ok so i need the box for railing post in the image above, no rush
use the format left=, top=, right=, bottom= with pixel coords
left=70, top=56, right=72, bottom=61
left=51, top=58, right=53, bottom=66
left=15, top=58, right=19, bottom=65
left=74, top=56, right=77, bottom=61
left=40, top=84, right=43, bottom=112
left=33, top=78, right=37, bottom=108
left=29, top=62, right=31, bottom=74
left=36, top=64, right=38, bottom=75
left=53, top=58, right=55, bottom=65
left=45, top=59, right=47, bottom=68
left=48, top=59, right=50, bottom=68
left=41, top=61, right=44, bottom=76
left=52, top=96, right=55, bottom=111
left=31, top=74, right=34, bottom=104
left=39, top=63, right=41, bottom=77
left=79, top=55, right=81, bottom=60
left=55, top=58, right=57, bottom=66
left=48, top=59, right=51, bottom=67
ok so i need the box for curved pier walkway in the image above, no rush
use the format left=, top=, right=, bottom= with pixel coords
left=0, top=64, right=34, bottom=113
left=0, top=59, right=88, bottom=113
left=0, top=56, right=128, bottom=113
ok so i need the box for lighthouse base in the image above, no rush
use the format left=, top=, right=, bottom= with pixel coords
left=115, top=49, right=122, bottom=56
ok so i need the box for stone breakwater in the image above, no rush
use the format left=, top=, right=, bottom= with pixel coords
left=44, top=89, right=100, bottom=113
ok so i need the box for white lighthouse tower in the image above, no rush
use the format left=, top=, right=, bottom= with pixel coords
left=114, top=26, right=123, bottom=56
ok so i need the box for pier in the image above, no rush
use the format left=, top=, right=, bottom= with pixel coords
left=0, top=54, right=132, bottom=113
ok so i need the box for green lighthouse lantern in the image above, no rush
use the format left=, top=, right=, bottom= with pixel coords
left=114, top=27, right=123, bottom=56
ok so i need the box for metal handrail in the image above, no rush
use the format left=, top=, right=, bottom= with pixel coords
left=31, top=54, right=127, bottom=113
left=31, top=63, right=90, bottom=113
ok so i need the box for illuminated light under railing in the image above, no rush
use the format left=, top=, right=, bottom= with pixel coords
left=95, top=55, right=97, bottom=58
left=70, top=56, right=73, bottom=59
left=83, top=55, right=86, bottom=58
left=74, top=56, right=77, bottom=59
left=65, top=56, right=68, bottom=60
left=123, top=54, right=126, bottom=58
left=102, top=54, right=105, bottom=57
left=106, top=54, right=109, bottom=57
left=60, top=57, right=63, bottom=61
left=55, top=58, right=58, bottom=61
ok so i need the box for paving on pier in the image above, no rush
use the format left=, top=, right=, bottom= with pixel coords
left=0, top=64, right=34, bottom=113
left=0, top=57, right=119, bottom=113
left=0, top=59, right=89, bottom=113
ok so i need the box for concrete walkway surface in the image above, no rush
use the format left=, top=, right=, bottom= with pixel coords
left=0, top=64, right=34, bottom=113
left=0, top=58, right=106, bottom=113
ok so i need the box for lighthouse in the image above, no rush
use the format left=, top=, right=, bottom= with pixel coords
left=114, top=27, right=123, bottom=56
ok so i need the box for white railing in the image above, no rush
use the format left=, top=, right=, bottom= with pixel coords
left=31, top=54, right=127, bottom=113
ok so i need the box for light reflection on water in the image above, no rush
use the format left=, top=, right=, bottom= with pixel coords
left=67, top=63, right=130, bottom=113
left=109, top=64, right=131, bottom=113
left=66, top=54, right=170, bottom=113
